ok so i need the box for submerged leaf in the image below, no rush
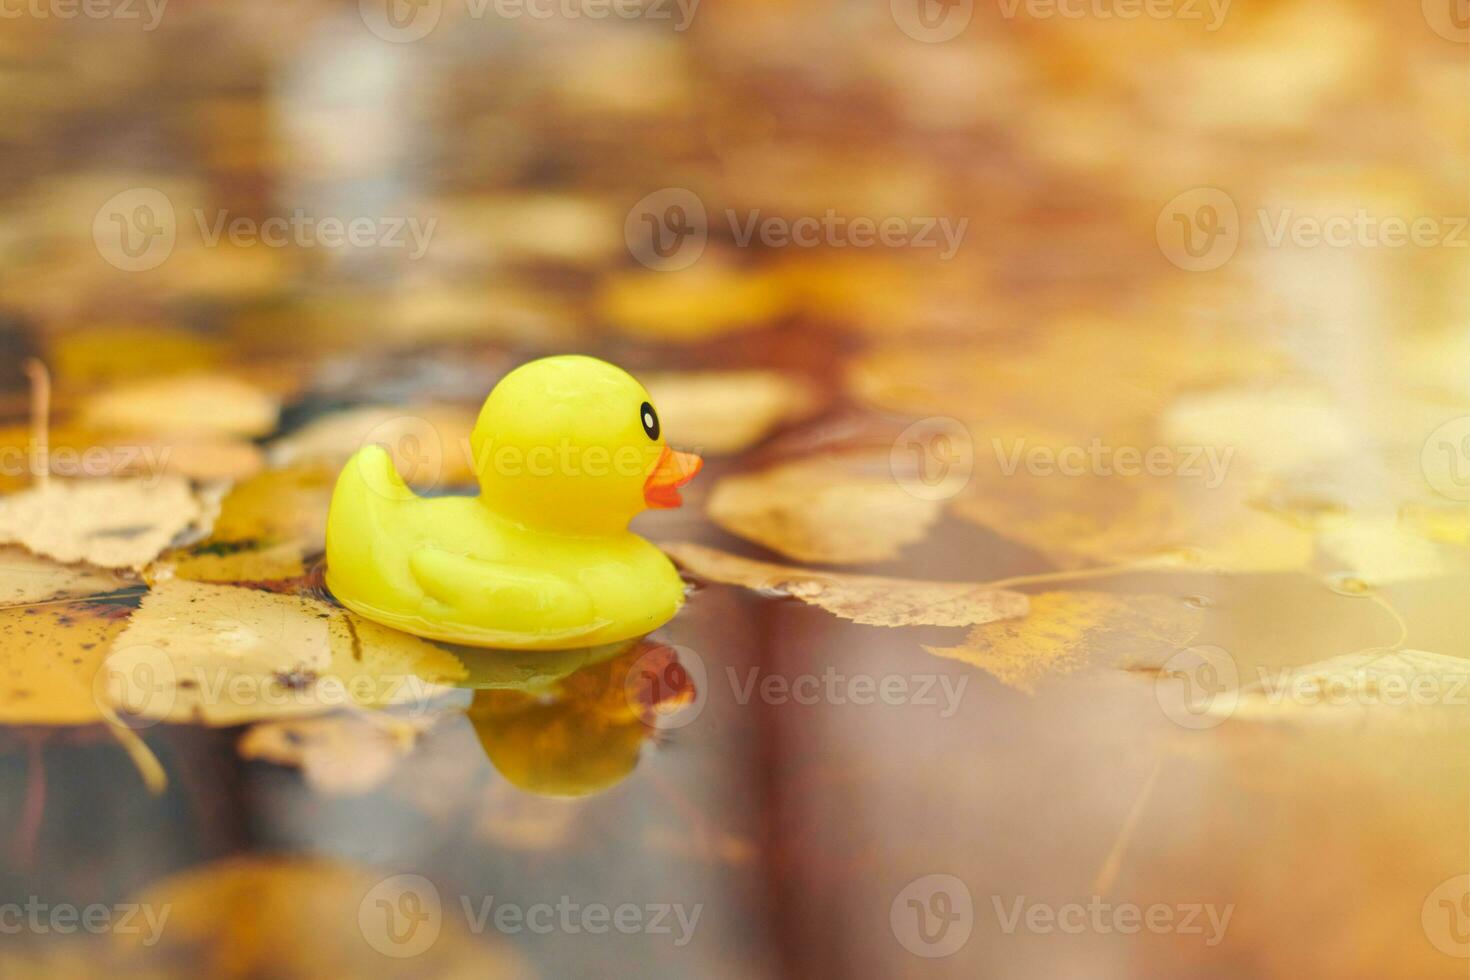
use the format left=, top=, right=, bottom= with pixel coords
left=924, top=591, right=1204, bottom=693
left=665, top=542, right=1028, bottom=627
left=239, top=714, right=441, bottom=795
left=707, top=454, right=942, bottom=564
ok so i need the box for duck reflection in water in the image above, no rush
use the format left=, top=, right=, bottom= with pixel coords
left=456, top=638, right=696, bottom=798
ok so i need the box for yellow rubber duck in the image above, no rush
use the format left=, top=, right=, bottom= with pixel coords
left=325, top=355, right=702, bottom=649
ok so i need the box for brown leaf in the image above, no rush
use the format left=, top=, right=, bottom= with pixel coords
left=665, top=542, right=1028, bottom=628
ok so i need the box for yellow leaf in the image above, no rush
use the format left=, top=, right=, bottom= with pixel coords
left=924, top=591, right=1204, bottom=693
left=81, top=373, right=280, bottom=438
left=706, top=454, right=942, bottom=564
left=0, top=547, right=122, bottom=608
left=1223, top=649, right=1470, bottom=729
left=101, top=580, right=466, bottom=726
left=0, top=476, right=205, bottom=570
left=116, top=856, right=529, bottom=977
left=49, top=322, right=219, bottom=387
left=599, top=264, right=793, bottom=341
left=665, top=542, right=1028, bottom=628
left=0, top=600, right=129, bottom=725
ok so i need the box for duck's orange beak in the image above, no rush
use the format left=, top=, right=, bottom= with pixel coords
left=643, top=446, right=702, bottom=509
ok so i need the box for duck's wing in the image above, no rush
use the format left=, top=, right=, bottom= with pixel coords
left=408, top=548, right=604, bottom=640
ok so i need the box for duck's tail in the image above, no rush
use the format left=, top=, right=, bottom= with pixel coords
left=325, top=444, right=416, bottom=589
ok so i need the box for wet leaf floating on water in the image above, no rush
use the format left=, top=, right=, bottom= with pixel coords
left=268, top=402, right=478, bottom=486
left=0, top=475, right=206, bottom=570
left=81, top=373, right=281, bottom=438
left=706, top=454, right=943, bottom=565
left=160, top=464, right=337, bottom=584
left=115, top=856, right=530, bottom=978
left=1219, top=649, right=1470, bottom=730
left=0, top=546, right=121, bottom=608
left=102, top=579, right=466, bottom=726
left=0, top=600, right=129, bottom=725
left=665, top=542, right=1029, bottom=628
left=923, top=591, right=1204, bottom=694
left=239, top=713, right=441, bottom=795
left=48, top=322, right=220, bottom=387
left=643, top=370, right=822, bottom=456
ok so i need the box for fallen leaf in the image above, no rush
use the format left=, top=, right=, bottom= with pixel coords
left=665, top=542, right=1029, bottom=628
left=0, top=547, right=122, bottom=608
left=239, top=713, right=441, bottom=795
left=706, top=454, right=942, bottom=564
left=269, top=403, right=477, bottom=487
left=924, top=591, right=1204, bottom=693
left=644, top=370, right=821, bottom=455
left=81, top=373, right=280, bottom=438
left=0, top=600, right=130, bottom=725
left=0, top=476, right=205, bottom=570
left=49, top=322, right=219, bottom=386
left=1222, top=649, right=1470, bottom=729
left=102, top=580, right=466, bottom=726
left=1314, top=513, right=1470, bottom=585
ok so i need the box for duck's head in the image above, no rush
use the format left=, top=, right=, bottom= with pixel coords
left=469, top=355, right=702, bottom=534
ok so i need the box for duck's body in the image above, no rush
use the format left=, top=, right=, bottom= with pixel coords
left=324, top=356, right=701, bottom=650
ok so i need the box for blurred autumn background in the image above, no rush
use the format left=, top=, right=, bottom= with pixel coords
left=0, top=0, right=1467, bottom=977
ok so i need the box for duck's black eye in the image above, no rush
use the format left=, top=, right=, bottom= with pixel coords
left=639, top=401, right=660, bottom=440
